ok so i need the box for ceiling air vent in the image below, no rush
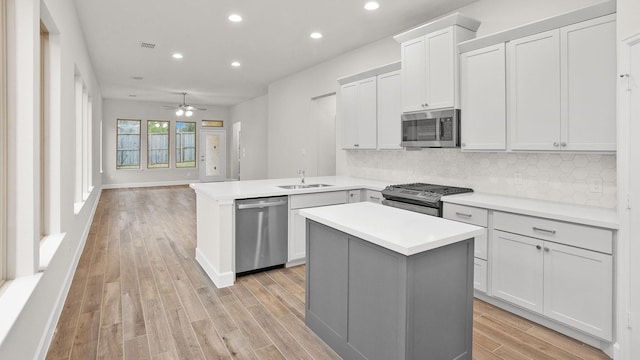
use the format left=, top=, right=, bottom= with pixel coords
left=140, top=42, right=156, bottom=49
left=132, top=76, right=143, bottom=80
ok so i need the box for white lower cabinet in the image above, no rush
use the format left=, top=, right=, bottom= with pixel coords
left=288, top=191, right=349, bottom=263
left=492, top=230, right=544, bottom=313
left=364, top=190, right=383, bottom=204
left=473, top=258, right=488, bottom=293
left=543, top=241, right=612, bottom=340
left=492, top=225, right=613, bottom=341
left=443, top=203, right=488, bottom=292
left=444, top=201, right=614, bottom=342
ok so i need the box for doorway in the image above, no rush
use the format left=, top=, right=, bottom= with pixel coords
left=311, top=94, right=336, bottom=176
left=199, top=129, right=226, bottom=182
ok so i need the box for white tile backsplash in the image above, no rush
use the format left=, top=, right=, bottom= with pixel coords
left=344, top=150, right=616, bottom=208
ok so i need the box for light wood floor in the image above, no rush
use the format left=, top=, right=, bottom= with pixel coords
left=46, top=186, right=610, bottom=360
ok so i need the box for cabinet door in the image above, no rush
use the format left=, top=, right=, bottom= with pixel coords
left=377, top=70, right=402, bottom=149
left=560, top=14, right=616, bottom=151
left=543, top=242, right=613, bottom=340
left=356, top=77, right=378, bottom=149
left=340, top=82, right=358, bottom=149
left=460, top=44, right=507, bottom=150
left=348, top=189, right=362, bottom=203
left=288, top=209, right=307, bottom=261
left=491, top=230, right=544, bottom=313
left=425, top=28, right=455, bottom=110
left=508, top=30, right=561, bottom=151
left=401, top=37, right=427, bottom=112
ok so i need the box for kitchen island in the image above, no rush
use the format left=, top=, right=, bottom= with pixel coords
left=190, top=176, right=390, bottom=288
left=300, top=202, right=484, bottom=360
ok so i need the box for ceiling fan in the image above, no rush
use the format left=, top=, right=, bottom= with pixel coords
left=164, top=92, right=206, bottom=117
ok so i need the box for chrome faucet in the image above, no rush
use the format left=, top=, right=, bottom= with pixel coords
left=298, top=169, right=305, bottom=184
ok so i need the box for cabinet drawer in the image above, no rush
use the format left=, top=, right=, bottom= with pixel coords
left=493, top=211, right=612, bottom=254
left=290, top=191, right=348, bottom=209
left=443, top=203, right=488, bottom=227
left=365, top=190, right=383, bottom=204
left=474, top=258, right=487, bottom=293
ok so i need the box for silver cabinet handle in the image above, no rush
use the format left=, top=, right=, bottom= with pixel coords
left=533, top=227, right=556, bottom=235
left=455, top=212, right=472, bottom=218
left=237, top=200, right=287, bottom=210
left=553, top=142, right=559, bottom=147
left=544, top=247, right=550, bottom=252
left=560, top=142, right=567, bottom=147
left=536, top=245, right=542, bottom=250
left=369, top=196, right=381, bottom=200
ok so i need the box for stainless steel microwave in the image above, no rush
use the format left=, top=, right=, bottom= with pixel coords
left=401, top=109, right=460, bottom=148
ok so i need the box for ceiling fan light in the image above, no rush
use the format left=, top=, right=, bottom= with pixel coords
left=185, top=110, right=193, bottom=117
left=176, top=109, right=184, bottom=116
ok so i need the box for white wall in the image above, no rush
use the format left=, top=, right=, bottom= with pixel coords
left=267, top=37, right=401, bottom=179
left=229, top=95, right=268, bottom=180
left=102, top=98, right=230, bottom=187
left=1, top=0, right=103, bottom=358
left=616, top=0, right=639, bottom=359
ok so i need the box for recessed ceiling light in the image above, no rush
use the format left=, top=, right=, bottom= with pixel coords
left=228, top=14, right=243, bottom=22
left=364, top=1, right=380, bottom=10
left=310, top=32, right=323, bottom=39
left=172, top=53, right=183, bottom=59
left=131, top=76, right=143, bottom=80
left=128, top=94, right=137, bottom=97
left=231, top=61, right=241, bottom=67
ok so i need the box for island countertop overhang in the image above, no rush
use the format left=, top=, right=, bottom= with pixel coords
left=300, top=202, right=485, bottom=256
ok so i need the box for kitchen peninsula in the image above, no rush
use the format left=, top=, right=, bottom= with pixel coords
left=300, top=202, right=484, bottom=359
left=190, top=176, right=391, bottom=288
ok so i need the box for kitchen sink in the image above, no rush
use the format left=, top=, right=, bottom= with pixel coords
left=278, top=184, right=333, bottom=189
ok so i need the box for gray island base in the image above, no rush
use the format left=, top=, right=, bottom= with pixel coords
left=305, top=220, right=474, bottom=360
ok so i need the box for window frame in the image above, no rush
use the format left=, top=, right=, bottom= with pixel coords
left=0, top=0, right=6, bottom=285
left=175, top=121, right=196, bottom=168
left=116, top=119, right=141, bottom=170
left=147, top=120, right=170, bottom=169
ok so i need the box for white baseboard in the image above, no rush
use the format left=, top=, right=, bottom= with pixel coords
left=102, top=179, right=199, bottom=189
left=286, top=258, right=306, bottom=267
left=195, top=248, right=235, bottom=288
left=36, top=188, right=102, bottom=360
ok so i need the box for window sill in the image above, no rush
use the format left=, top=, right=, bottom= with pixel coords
left=0, top=273, right=43, bottom=347
left=39, top=233, right=66, bottom=271
left=73, top=201, right=85, bottom=215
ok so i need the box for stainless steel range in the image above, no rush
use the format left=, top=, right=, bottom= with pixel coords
left=381, top=183, right=473, bottom=217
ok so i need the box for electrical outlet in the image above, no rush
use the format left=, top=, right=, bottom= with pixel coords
left=514, top=171, right=523, bottom=185
left=589, top=178, right=603, bottom=193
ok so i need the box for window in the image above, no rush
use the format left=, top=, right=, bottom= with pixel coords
left=116, top=119, right=141, bottom=169
left=176, top=121, right=196, bottom=168
left=147, top=120, right=169, bottom=168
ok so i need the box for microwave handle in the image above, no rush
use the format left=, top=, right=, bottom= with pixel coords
left=435, top=118, right=441, bottom=141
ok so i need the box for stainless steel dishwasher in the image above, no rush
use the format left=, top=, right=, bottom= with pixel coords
left=235, top=196, right=288, bottom=274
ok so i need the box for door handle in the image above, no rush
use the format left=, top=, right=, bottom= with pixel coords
left=533, top=227, right=556, bottom=235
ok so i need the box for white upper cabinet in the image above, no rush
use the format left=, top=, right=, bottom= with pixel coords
left=458, top=3, right=616, bottom=153
left=339, top=62, right=402, bottom=150
left=340, top=76, right=377, bottom=149
left=377, top=70, right=402, bottom=150
left=560, top=14, right=616, bottom=151
left=460, top=43, right=507, bottom=150
left=395, top=13, right=480, bottom=112
left=508, top=30, right=562, bottom=151
left=400, top=26, right=476, bottom=112
left=508, top=15, right=616, bottom=152
left=401, top=37, right=428, bottom=112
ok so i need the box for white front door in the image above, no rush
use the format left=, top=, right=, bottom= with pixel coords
left=199, top=130, right=226, bottom=182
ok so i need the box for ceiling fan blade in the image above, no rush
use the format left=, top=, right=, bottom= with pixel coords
left=163, top=105, right=179, bottom=109
left=195, top=107, right=207, bottom=111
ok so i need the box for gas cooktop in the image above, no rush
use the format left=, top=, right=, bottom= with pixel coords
left=382, top=183, right=474, bottom=207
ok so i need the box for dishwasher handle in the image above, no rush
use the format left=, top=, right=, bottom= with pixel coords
left=237, top=200, right=288, bottom=210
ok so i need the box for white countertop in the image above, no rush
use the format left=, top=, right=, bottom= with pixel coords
left=300, top=202, right=485, bottom=256
left=190, top=176, right=390, bottom=201
left=442, top=192, right=619, bottom=230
